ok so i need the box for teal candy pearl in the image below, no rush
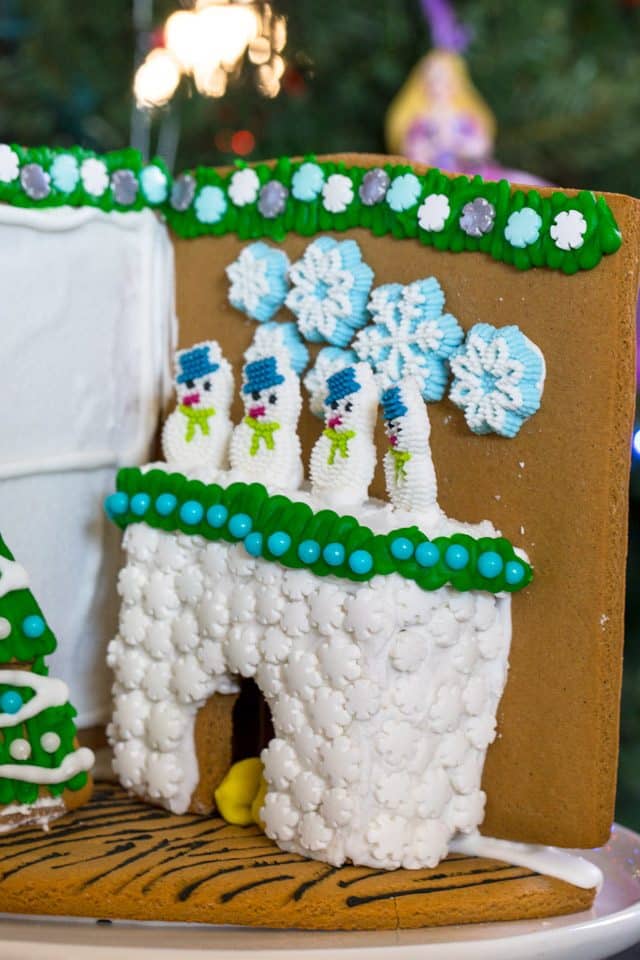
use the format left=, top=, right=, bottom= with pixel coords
left=244, top=532, right=263, bottom=557
left=390, top=537, right=413, bottom=561
left=105, top=492, right=128, bottom=517
left=298, top=540, right=320, bottom=564
left=207, top=504, right=228, bottom=528
left=180, top=500, right=204, bottom=525
left=268, top=532, right=291, bottom=557
left=348, top=550, right=373, bottom=575
left=505, top=560, right=525, bottom=585
left=415, top=541, right=439, bottom=568
left=228, top=513, right=252, bottom=538
left=22, top=615, right=45, bottom=638
left=156, top=493, right=177, bottom=516
left=445, top=544, right=469, bottom=570
left=477, top=551, right=503, bottom=579
left=130, top=493, right=151, bottom=516
left=323, top=543, right=345, bottom=567
left=0, top=690, right=23, bottom=714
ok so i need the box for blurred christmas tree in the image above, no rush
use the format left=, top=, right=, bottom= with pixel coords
left=0, top=0, right=639, bottom=193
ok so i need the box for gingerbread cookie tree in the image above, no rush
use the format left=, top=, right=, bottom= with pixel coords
left=0, top=532, right=93, bottom=830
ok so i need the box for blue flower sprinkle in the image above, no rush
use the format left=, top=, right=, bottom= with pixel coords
left=140, top=165, right=168, bottom=204
left=50, top=154, right=79, bottom=193
left=386, top=173, right=422, bottom=212
left=194, top=185, right=227, bottom=224
left=291, top=162, right=325, bottom=202
left=504, top=207, right=543, bottom=248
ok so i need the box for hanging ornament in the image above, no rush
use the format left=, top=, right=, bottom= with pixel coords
left=386, top=0, right=548, bottom=186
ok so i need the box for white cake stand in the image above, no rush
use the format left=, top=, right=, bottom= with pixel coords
left=1, top=823, right=639, bottom=960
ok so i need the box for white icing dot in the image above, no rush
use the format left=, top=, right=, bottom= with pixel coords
left=0, top=617, right=11, bottom=640
left=10, top=738, right=31, bottom=760
left=40, top=732, right=61, bottom=754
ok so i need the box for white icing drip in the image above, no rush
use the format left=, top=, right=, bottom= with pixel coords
left=450, top=832, right=603, bottom=891
left=0, top=671, right=71, bottom=728
left=0, top=795, right=66, bottom=834
left=0, top=746, right=94, bottom=784
left=0, top=555, right=29, bottom=598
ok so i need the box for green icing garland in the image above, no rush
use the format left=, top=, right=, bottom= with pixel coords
left=107, top=467, right=533, bottom=596
left=0, top=144, right=622, bottom=275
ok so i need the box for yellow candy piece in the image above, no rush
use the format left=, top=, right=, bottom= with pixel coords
left=214, top=757, right=267, bottom=828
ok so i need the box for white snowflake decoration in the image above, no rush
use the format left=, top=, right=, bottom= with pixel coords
left=449, top=322, right=546, bottom=437
left=353, top=277, right=463, bottom=402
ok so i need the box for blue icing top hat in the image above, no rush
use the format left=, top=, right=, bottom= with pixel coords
left=325, top=366, right=362, bottom=407
left=177, top=345, right=220, bottom=384
left=243, top=355, right=285, bottom=394
left=381, top=385, right=408, bottom=422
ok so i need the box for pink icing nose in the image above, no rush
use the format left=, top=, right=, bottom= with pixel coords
left=389, top=434, right=398, bottom=447
left=183, top=392, right=200, bottom=407
left=328, top=415, right=342, bottom=429
left=249, top=405, right=265, bottom=419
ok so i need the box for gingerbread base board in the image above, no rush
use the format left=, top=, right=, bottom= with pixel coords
left=0, top=783, right=594, bottom=930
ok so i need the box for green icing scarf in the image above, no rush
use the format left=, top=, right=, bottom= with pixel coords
left=179, top=404, right=216, bottom=442
left=244, top=416, right=281, bottom=456
left=323, top=427, right=356, bottom=466
left=388, top=447, right=412, bottom=482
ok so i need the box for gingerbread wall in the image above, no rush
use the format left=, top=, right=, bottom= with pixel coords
left=171, top=155, right=640, bottom=848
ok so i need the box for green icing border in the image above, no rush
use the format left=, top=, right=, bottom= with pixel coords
left=108, top=467, right=533, bottom=596
left=0, top=144, right=622, bottom=275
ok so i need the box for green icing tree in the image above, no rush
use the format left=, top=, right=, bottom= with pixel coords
left=0, top=534, right=93, bottom=808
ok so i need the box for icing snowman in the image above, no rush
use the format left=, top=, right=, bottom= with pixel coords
left=162, top=341, right=234, bottom=471
left=381, top=379, right=439, bottom=515
left=229, top=350, right=303, bottom=490
left=309, top=362, right=378, bottom=509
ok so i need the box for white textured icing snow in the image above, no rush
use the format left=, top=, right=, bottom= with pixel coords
left=109, top=499, right=513, bottom=868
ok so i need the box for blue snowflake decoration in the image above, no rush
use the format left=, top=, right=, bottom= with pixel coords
left=226, top=241, right=290, bottom=323
left=352, top=277, right=463, bottom=402
left=245, top=321, right=309, bottom=374
left=449, top=323, right=546, bottom=438
left=303, top=346, right=357, bottom=417
left=285, top=237, right=374, bottom=347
